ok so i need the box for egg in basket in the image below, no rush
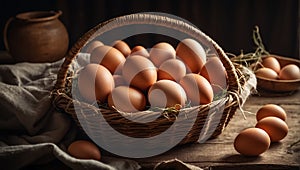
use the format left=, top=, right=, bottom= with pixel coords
left=51, top=13, right=256, bottom=158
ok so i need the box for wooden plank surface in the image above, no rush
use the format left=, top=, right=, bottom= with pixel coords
left=134, top=90, right=300, bottom=169
left=1, top=50, right=298, bottom=169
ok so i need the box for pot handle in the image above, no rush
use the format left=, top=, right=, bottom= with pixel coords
left=3, top=17, right=14, bottom=52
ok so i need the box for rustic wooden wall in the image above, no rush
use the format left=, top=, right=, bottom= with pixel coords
left=1, top=0, right=299, bottom=58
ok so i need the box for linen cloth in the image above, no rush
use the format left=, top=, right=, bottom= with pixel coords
left=0, top=55, right=204, bottom=169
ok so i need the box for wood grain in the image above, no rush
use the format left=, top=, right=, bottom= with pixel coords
left=135, top=90, right=300, bottom=169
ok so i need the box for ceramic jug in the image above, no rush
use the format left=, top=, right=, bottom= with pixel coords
left=4, top=10, right=69, bottom=63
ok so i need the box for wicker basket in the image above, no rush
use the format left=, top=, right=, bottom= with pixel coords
left=51, top=13, right=255, bottom=157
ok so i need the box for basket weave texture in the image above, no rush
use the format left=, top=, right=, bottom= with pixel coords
left=51, top=13, right=255, bottom=147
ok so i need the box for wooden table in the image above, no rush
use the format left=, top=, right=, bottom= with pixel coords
left=135, top=90, right=300, bottom=170
left=1, top=51, right=299, bottom=169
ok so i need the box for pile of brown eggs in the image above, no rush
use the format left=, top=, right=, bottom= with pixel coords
left=255, top=56, right=300, bottom=80
left=234, top=104, right=289, bottom=156
left=77, top=39, right=228, bottom=112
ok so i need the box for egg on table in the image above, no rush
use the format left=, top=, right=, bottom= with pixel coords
left=255, top=116, right=288, bottom=142
left=234, top=127, right=271, bottom=156
left=256, top=104, right=287, bottom=121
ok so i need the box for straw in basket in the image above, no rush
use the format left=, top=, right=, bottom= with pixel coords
left=51, top=13, right=256, bottom=157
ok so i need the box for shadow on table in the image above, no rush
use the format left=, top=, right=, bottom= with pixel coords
left=215, top=153, right=299, bottom=170
left=219, top=154, right=262, bottom=163
left=209, top=164, right=299, bottom=170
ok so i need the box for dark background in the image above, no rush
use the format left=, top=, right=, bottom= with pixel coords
left=1, top=0, right=299, bottom=58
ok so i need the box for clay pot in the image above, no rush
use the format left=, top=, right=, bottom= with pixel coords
left=4, top=10, right=69, bottom=63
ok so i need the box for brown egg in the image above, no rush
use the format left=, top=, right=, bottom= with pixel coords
left=262, top=56, right=281, bottom=73
left=90, top=45, right=126, bottom=74
left=113, top=75, right=128, bottom=87
left=256, top=104, right=287, bottom=121
left=200, top=56, right=227, bottom=94
left=279, top=64, right=300, bottom=80
left=148, top=80, right=187, bottom=108
left=122, top=55, right=157, bottom=91
left=112, top=40, right=131, bottom=57
left=131, top=45, right=149, bottom=57
left=113, top=61, right=124, bottom=75
left=149, top=42, right=176, bottom=67
left=158, top=59, right=186, bottom=82
left=255, top=116, right=288, bottom=142
left=108, top=86, right=146, bottom=112
left=234, top=128, right=270, bottom=156
left=176, top=38, right=206, bottom=73
left=68, top=140, right=101, bottom=160
left=77, top=64, right=114, bottom=103
left=255, top=67, right=278, bottom=79
left=85, top=40, right=104, bottom=53
left=179, top=73, right=213, bottom=105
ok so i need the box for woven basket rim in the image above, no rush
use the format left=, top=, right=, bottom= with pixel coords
left=54, top=13, right=242, bottom=96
